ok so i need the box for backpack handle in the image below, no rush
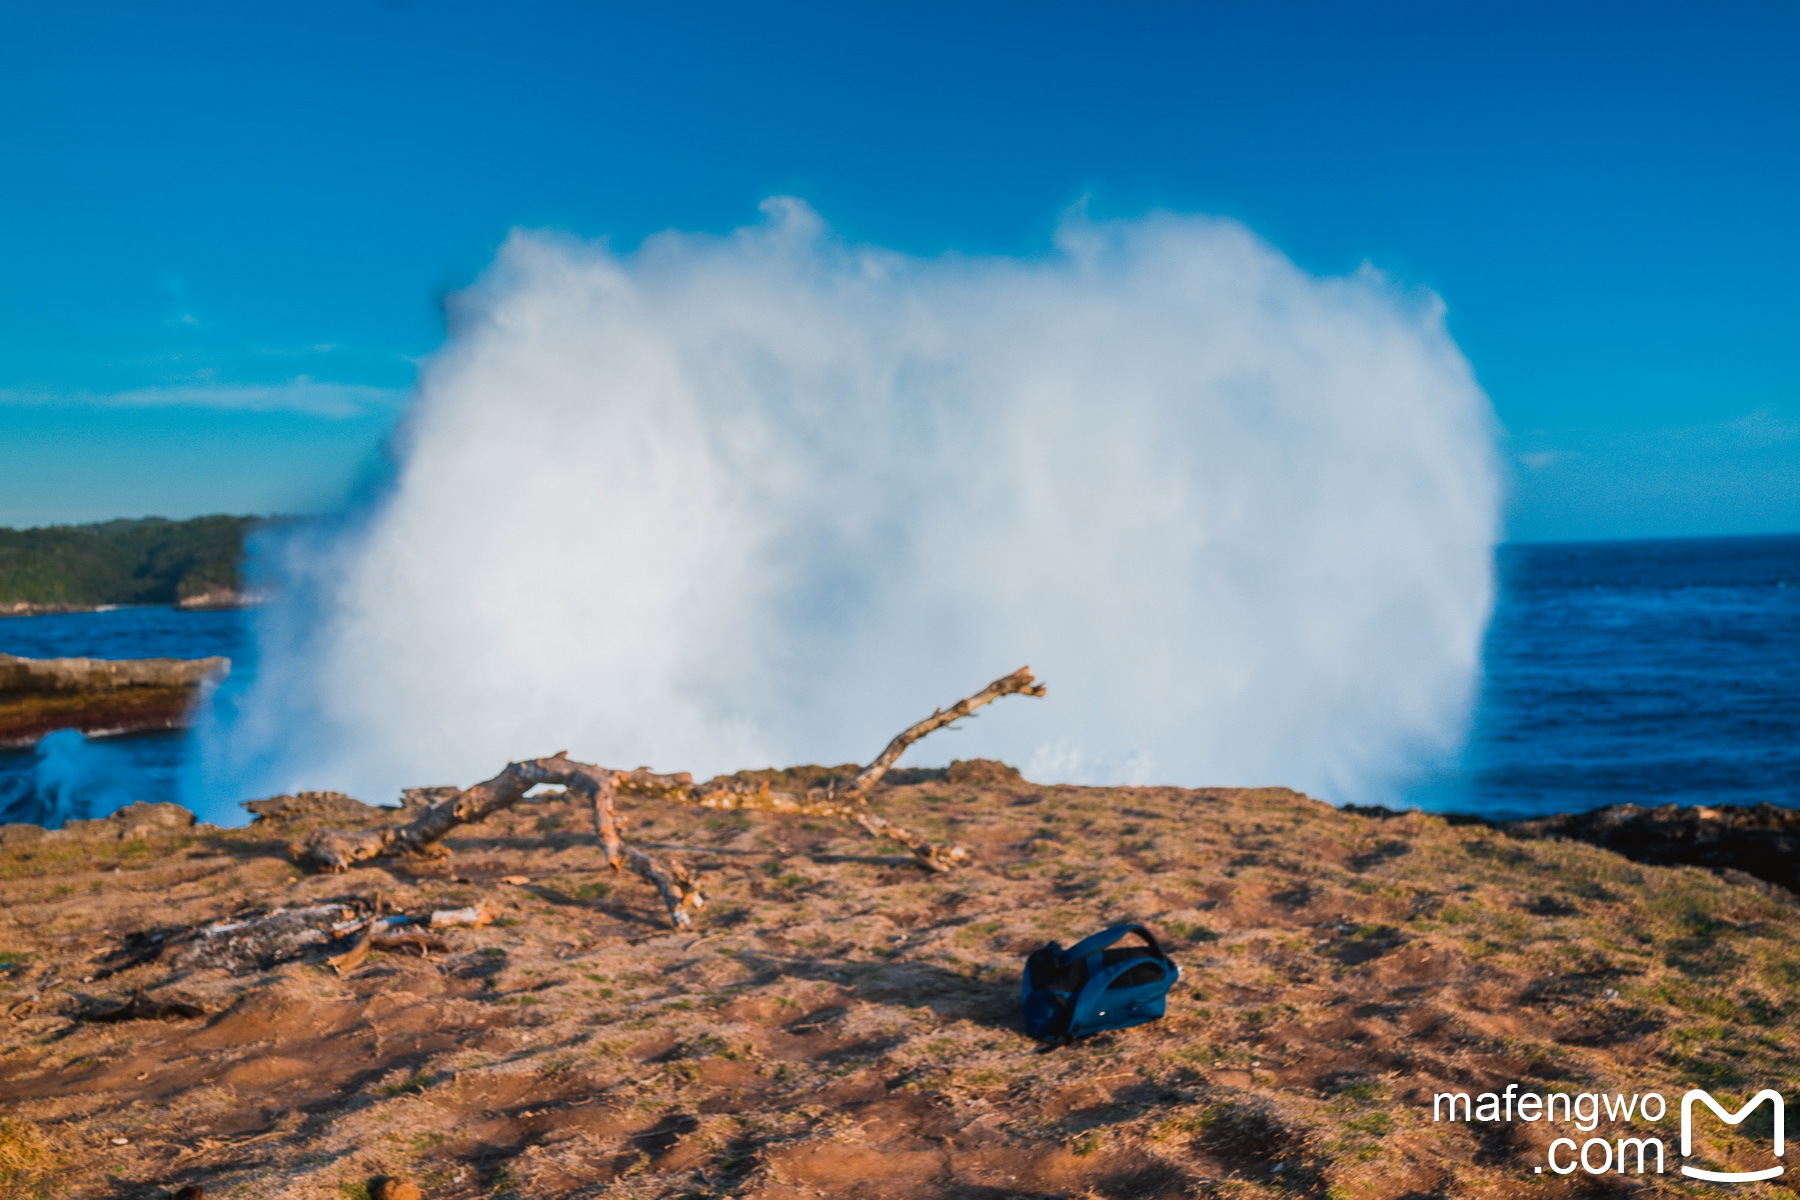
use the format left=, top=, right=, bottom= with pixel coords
left=1060, top=923, right=1165, bottom=967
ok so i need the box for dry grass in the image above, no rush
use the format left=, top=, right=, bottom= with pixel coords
left=0, top=1116, right=61, bottom=1200
left=2, top=763, right=1797, bottom=1198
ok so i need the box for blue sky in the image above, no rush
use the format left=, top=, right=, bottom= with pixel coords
left=2, top=1, right=1794, bottom=541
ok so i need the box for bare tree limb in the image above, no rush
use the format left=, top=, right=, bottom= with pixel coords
left=295, top=755, right=705, bottom=927
left=287, top=668, right=1046, bottom=925
left=581, top=768, right=706, bottom=926
left=847, top=666, right=1046, bottom=794
left=663, top=778, right=970, bottom=872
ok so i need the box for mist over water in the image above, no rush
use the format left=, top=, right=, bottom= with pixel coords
left=2, top=730, right=155, bottom=828
left=193, top=202, right=1499, bottom=820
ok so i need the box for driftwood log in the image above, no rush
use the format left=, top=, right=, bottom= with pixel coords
left=293, top=667, right=1046, bottom=927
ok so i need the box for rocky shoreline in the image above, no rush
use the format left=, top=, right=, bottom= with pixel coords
left=1494, top=802, right=1800, bottom=895
left=0, top=590, right=257, bottom=619
left=0, top=652, right=230, bottom=749
left=1345, top=799, right=1800, bottom=898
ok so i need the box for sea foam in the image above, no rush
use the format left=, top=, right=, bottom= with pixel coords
left=193, top=201, right=1500, bottom=818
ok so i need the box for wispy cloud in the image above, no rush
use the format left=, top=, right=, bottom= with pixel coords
left=1513, top=405, right=1800, bottom=474
left=0, top=379, right=406, bottom=419
left=1728, top=407, right=1800, bottom=446
left=1518, top=449, right=1578, bottom=471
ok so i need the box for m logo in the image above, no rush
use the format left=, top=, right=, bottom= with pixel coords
left=1681, top=1089, right=1785, bottom=1182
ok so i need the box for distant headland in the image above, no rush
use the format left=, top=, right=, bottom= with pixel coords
left=0, top=514, right=266, bottom=616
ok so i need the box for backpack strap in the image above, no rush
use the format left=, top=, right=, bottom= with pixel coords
left=1061, top=923, right=1165, bottom=967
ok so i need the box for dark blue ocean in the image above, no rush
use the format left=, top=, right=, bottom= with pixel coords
left=3, top=533, right=1797, bottom=825
left=0, top=607, right=253, bottom=827
left=1434, top=532, right=1800, bottom=817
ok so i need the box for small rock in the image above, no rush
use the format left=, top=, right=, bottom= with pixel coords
left=241, top=790, right=390, bottom=828
left=374, top=1179, right=424, bottom=1200
left=111, top=1136, right=129, bottom=1145
left=428, top=902, right=496, bottom=929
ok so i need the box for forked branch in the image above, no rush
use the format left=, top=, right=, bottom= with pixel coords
left=294, top=755, right=707, bottom=926
left=291, top=667, right=1045, bottom=927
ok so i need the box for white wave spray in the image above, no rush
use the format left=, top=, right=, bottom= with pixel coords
left=193, top=201, right=1499, bottom=819
left=3, top=730, right=149, bottom=828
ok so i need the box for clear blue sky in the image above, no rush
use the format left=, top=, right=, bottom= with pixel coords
left=2, top=1, right=1794, bottom=541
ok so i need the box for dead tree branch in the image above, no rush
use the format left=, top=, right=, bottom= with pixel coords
left=289, top=668, right=1046, bottom=926
left=670, top=778, right=971, bottom=871
left=620, top=666, right=1048, bottom=870
left=848, top=666, right=1047, bottom=794
left=295, top=755, right=706, bottom=927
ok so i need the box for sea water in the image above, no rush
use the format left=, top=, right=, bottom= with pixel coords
left=0, top=608, right=248, bottom=826
left=1, top=534, right=1795, bottom=826
left=1421, top=532, right=1800, bottom=817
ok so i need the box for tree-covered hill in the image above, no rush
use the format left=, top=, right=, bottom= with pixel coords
left=0, top=515, right=259, bottom=609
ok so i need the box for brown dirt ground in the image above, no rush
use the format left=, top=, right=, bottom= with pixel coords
left=2, top=760, right=1797, bottom=1199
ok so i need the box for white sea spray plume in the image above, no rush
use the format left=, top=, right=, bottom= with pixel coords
left=192, top=201, right=1500, bottom=819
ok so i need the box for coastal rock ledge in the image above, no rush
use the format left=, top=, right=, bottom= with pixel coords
left=0, top=652, right=229, bottom=749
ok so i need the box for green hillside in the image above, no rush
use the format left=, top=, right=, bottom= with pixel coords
left=0, top=515, right=259, bottom=607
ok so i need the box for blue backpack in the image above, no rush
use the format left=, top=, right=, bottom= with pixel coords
left=1020, top=923, right=1179, bottom=1042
